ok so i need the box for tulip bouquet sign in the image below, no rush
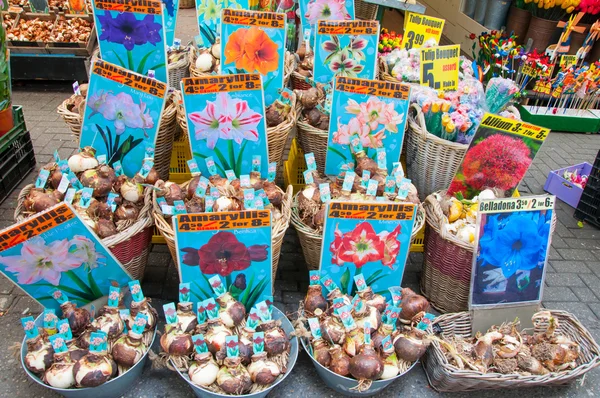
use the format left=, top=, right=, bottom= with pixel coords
left=220, top=9, right=286, bottom=106
left=470, top=195, right=555, bottom=308
left=80, top=60, right=167, bottom=178
left=181, top=74, right=269, bottom=178
left=448, top=114, right=550, bottom=200
left=325, top=76, right=410, bottom=175
left=92, top=0, right=169, bottom=84
left=319, top=201, right=416, bottom=296
left=298, top=0, right=355, bottom=48
left=0, top=203, right=132, bottom=312
left=174, top=210, right=273, bottom=311
left=313, top=20, right=379, bottom=84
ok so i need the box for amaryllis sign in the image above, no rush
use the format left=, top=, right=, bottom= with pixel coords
left=319, top=201, right=416, bottom=296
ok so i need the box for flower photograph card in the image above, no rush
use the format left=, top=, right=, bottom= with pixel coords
left=325, top=76, right=411, bottom=175
left=313, top=20, right=379, bottom=84
left=92, top=0, right=169, bottom=84
left=0, top=203, right=132, bottom=312
left=298, top=0, right=354, bottom=48
left=162, top=0, right=180, bottom=47
left=195, top=0, right=247, bottom=47
left=221, top=9, right=286, bottom=106
left=80, top=60, right=167, bottom=178
left=470, top=196, right=555, bottom=308
left=448, top=114, right=550, bottom=199
left=319, top=201, right=416, bottom=296
left=181, top=74, right=269, bottom=178
left=174, top=210, right=273, bottom=311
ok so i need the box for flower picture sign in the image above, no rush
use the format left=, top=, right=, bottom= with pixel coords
left=470, top=195, right=555, bottom=308
left=195, top=0, right=246, bottom=47
left=174, top=210, right=273, bottom=311
left=325, top=76, right=410, bottom=175
left=448, top=114, right=550, bottom=199
left=181, top=74, right=269, bottom=178
left=319, top=201, right=416, bottom=296
left=298, top=0, right=354, bottom=48
left=92, top=0, right=169, bottom=84
left=220, top=9, right=286, bottom=106
left=162, top=0, right=180, bottom=47
left=0, top=203, right=132, bottom=312
left=313, top=20, right=379, bottom=84
left=80, top=60, right=167, bottom=178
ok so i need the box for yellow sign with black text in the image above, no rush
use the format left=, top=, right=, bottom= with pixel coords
left=401, top=12, right=445, bottom=50
left=420, top=45, right=459, bottom=91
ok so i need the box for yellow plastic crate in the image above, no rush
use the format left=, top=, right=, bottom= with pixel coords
left=152, top=225, right=166, bottom=244
left=169, top=139, right=193, bottom=184
left=283, top=138, right=422, bottom=252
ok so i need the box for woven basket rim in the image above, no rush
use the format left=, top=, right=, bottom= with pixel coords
left=168, top=48, right=190, bottom=71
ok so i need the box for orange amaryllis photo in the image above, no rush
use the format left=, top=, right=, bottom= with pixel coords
left=224, top=26, right=279, bottom=75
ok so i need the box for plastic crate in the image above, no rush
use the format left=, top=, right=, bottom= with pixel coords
left=0, top=106, right=35, bottom=205
left=169, top=137, right=192, bottom=184
left=574, top=150, right=600, bottom=228
left=152, top=225, right=166, bottom=244
left=544, top=163, right=592, bottom=208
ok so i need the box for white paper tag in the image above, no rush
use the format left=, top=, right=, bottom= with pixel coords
left=57, top=174, right=70, bottom=193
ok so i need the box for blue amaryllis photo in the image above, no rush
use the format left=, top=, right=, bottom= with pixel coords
left=472, top=209, right=552, bottom=306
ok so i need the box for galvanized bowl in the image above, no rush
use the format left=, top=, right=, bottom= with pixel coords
left=20, top=294, right=157, bottom=398
left=300, top=337, right=418, bottom=397
left=174, top=307, right=299, bottom=398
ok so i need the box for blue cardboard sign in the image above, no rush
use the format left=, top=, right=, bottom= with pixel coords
left=298, top=0, right=354, bottom=48
left=162, top=0, right=180, bottom=47
left=195, top=0, right=247, bottom=47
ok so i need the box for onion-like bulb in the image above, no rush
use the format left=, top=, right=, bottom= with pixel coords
left=128, top=299, right=157, bottom=331
left=312, top=339, right=331, bottom=368
left=357, top=287, right=386, bottom=314
left=328, top=345, right=351, bottom=376
left=304, top=285, right=328, bottom=316
left=354, top=305, right=381, bottom=332
left=217, top=356, right=252, bottom=395
left=111, top=333, right=146, bottom=368
left=68, top=147, right=98, bottom=173
left=44, top=352, right=75, bottom=389
left=160, top=324, right=193, bottom=356
left=349, top=344, right=384, bottom=381
left=24, top=336, right=54, bottom=374
left=217, top=293, right=246, bottom=328
left=91, top=307, right=124, bottom=339
left=247, top=351, right=281, bottom=385
left=120, top=180, right=143, bottom=203
left=205, top=319, right=232, bottom=354
left=393, top=332, right=429, bottom=363
left=320, top=315, right=346, bottom=345
left=73, top=352, right=116, bottom=387
left=380, top=352, right=400, bottom=380
left=258, top=320, right=289, bottom=356
left=177, top=302, right=198, bottom=333
left=189, top=352, right=220, bottom=386
left=399, top=288, right=430, bottom=324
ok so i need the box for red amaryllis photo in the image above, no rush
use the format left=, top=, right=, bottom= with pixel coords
left=181, top=231, right=268, bottom=276
left=330, top=222, right=401, bottom=268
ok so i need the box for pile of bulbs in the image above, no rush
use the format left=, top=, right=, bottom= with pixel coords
left=24, top=146, right=157, bottom=238
left=194, top=42, right=221, bottom=74
left=159, top=277, right=292, bottom=395
left=22, top=282, right=157, bottom=389
left=295, top=84, right=330, bottom=130
left=436, top=311, right=580, bottom=375
left=437, top=189, right=496, bottom=244
left=297, top=272, right=433, bottom=391
left=296, top=152, right=420, bottom=232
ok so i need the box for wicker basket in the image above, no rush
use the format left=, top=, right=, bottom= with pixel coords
left=295, top=102, right=328, bottom=175
left=422, top=191, right=557, bottom=314
left=180, top=0, right=195, bottom=8
left=378, top=57, right=398, bottom=83
left=57, top=96, right=84, bottom=137
left=152, top=181, right=293, bottom=286
left=355, top=0, right=379, bottom=20
left=176, top=91, right=297, bottom=169
left=291, top=192, right=426, bottom=270
left=168, top=49, right=191, bottom=90
left=14, top=185, right=154, bottom=280
left=423, top=310, right=600, bottom=392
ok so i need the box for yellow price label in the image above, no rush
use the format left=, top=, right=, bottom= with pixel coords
left=480, top=113, right=550, bottom=141
left=560, top=55, right=577, bottom=69
left=420, top=45, right=459, bottom=91
left=401, top=12, right=445, bottom=50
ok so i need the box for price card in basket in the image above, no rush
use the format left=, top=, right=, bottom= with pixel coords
left=420, top=44, right=460, bottom=91
left=469, top=195, right=555, bottom=313
left=319, top=201, right=416, bottom=297
left=173, top=210, right=272, bottom=311
left=401, top=12, right=445, bottom=50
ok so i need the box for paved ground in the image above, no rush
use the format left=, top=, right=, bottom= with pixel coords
left=0, top=8, right=600, bottom=398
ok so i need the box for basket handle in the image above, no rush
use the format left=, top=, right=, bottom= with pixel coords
left=423, top=192, right=451, bottom=239
left=409, top=103, right=429, bottom=140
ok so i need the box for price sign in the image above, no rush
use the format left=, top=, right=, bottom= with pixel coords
left=401, top=12, right=445, bottom=50
left=560, top=54, right=577, bottom=69
left=420, top=45, right=459, bottom=91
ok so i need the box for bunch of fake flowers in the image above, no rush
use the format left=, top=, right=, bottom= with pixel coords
left=378, top=28, right=403, bottom=54
left=563, top=167, right=589, bottom=189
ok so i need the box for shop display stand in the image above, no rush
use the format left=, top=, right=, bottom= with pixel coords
left=517, top=104, right=600, bottom=134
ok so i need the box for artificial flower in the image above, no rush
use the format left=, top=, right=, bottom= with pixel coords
left=0, top=237, right=82, bottom=285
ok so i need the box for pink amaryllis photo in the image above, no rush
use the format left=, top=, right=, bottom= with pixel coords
left=305, top=0, right=351, bottom=25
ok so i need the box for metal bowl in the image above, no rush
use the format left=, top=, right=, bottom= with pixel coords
left=20, top=294, right=157, bottom=398
left=175, top=307, right=299, bottom=398
left=300, top=337, right=418, bottom=397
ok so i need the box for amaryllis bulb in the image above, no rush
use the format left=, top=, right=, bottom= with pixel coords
left=393, top=333, right=429, bottom=363
left=312, top=339, right=332, bottom=368
left=111, top=334, right=146, bottom=367
left=217, top=357, right=252, bottom=395
left=177, top=302, right=198, bottom=333
left=68, top=150, right=98, bottom=173
left=206, top=320, right=232, bottom=354
left=358, top=287, right=386, bottom=314
left=399, top=288, right=430, bottom=323
left=380, top=353, right=400, bottom=380
left=248, top=352, right=281, bottom=386
left=73, top=352, right=116, bottom=387
left=304, top=285, right=328, bottom=316
left=328, top=345, right=351, bottom=376
left=67, top=340, right=89, bottom=362
left=355, top=305, right=381, bottom=332
left=259, top=320, right=289, bottom=356
left=60, top=302, right=91, bottom=336
left=217, top=293, right=246, bottom=328
left=160, top=324, right=194, bottom=356
left=349, top=344, right=384, bottom=381
left=44, top=352, right=75, bottom=389
left=120, top=180, right=143, bottom=203
left=320, top=316, right=346, bottom=345
left=24, top=336, right=54, bottom=374
left=343, top=328, right=364, bottom=358
left=128, top=299, right=157, bottom=331
left=91, top=307, right=124, bottom=338
left=189, top=352, right=220, bottom=387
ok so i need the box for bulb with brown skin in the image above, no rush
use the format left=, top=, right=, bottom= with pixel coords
left=44, top=351, right=76, bottom=389
left=354, top=151, right=378, bottom=177
left=328, top=344, right=351, bottom=376
left=128, top=299, right=157, bottom=331
left=187, top=175, right=201, bottom=199
left=91, top=307, right=124, bottom=339
left=349, top=343, right=384, bottom=381
left=66, top=339, right=88, bottom=362
left=393, top=330, right=430, bottom=363
left=217, top=356, right=252, bottom=394
left=258, top=320, right=289, bottom=357
left=304, top=285, right=328, bottom=316
left=186, top=196, right=205, bottom=213
left=354, top=304, right=381, bottom=332
left=159, top=181, right=185, bottom=205
left=160, top=324, right=194, bottom=357
left=399, top=288, right=430, bottom=324
left=263, top=180, right=283, bottom=207
left=209, top=174, right=228, bottom=188
left=357, top=287, right=386, bottom=314
left=176, top=302, right=198, bottom=333
left=216, top=293, right=246, bottom=328
left=77, top=330, right=92, bottom=350
left=24, top=335, right=54, bottom=374
left=80, top=165, right=115, bottom=197
left=114, top=202, right=139, bottom=222
left=372, top=323, right=394, bottom=351
left=60, top=301, right=90, bottom=336
left=97, top=219, right=118, bottom=238
left=312, top=338, right=332, bottom=368
left=73, top=352, right=117, bottom=387
left=189, top=352, right=220, bottom=387
left=206, top=318, right=233, bottom=354
left=320, top=315, right=346, bottom=345
left=343, top=327, right=364, bottom=358
left=111, top=330, right=146, bottom=368
left=248, top=351, right=281, bottom=385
